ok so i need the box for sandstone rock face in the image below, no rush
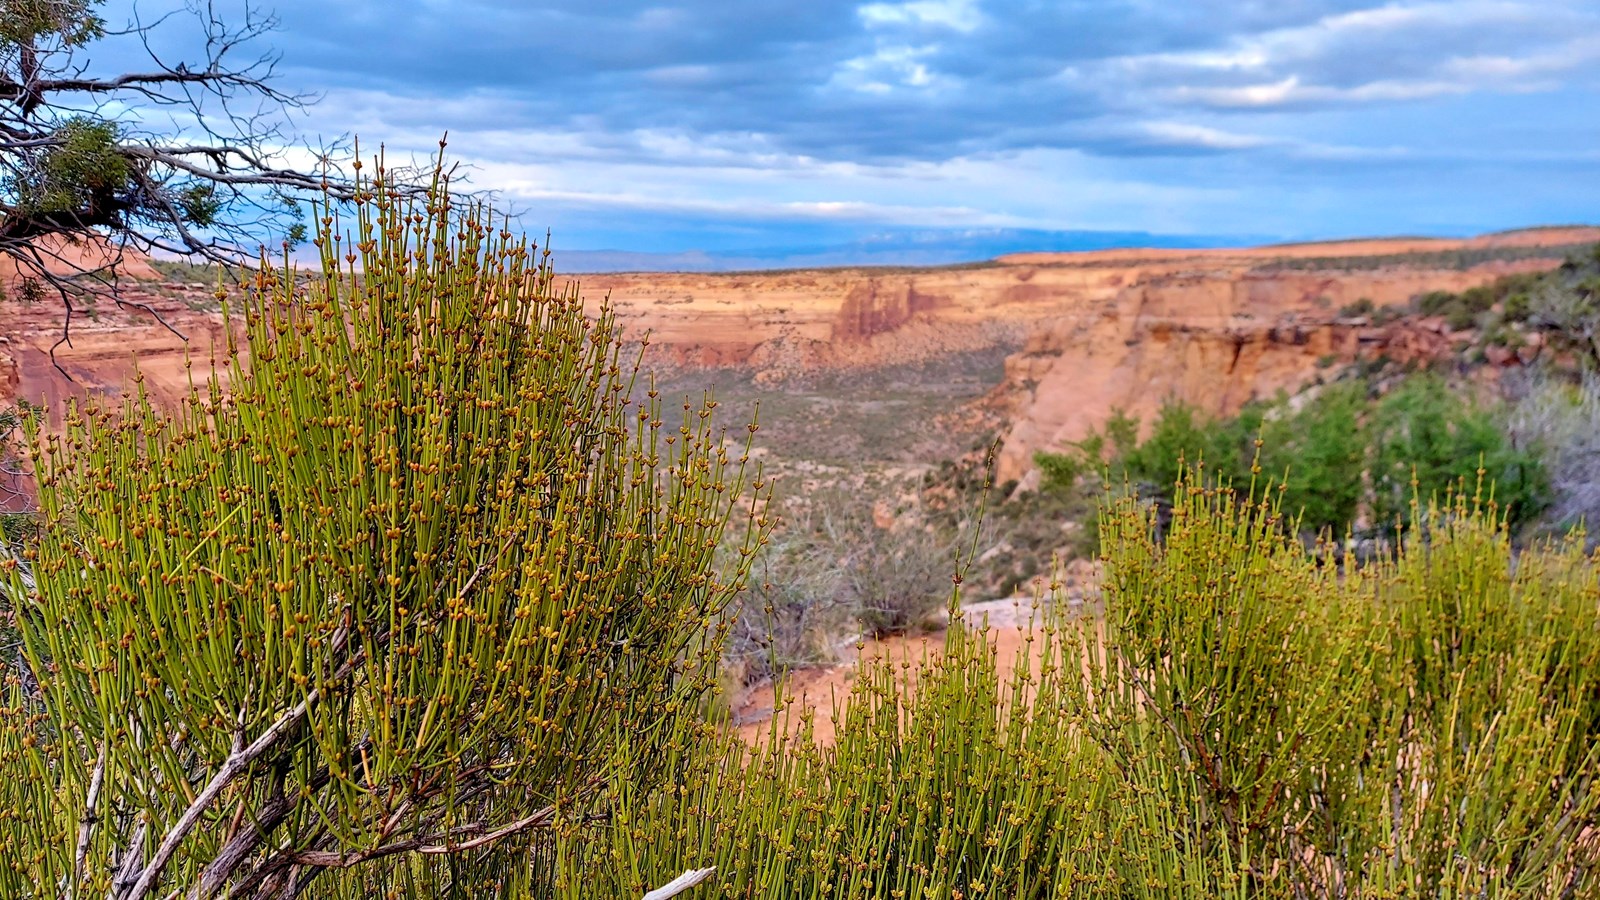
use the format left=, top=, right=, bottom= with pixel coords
left=4, top=227, right=1597, bottom=501
left=577, top=264, right=1101, bottom=376
left=3, top=285, right=231, bottom=427
left=580, top=230, right=1596, bottom=482
left=0, top=267, right=232, bottom=511
left=986, top=264, right=1545, bottom=481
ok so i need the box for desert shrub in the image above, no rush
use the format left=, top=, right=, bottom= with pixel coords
left=1040, top=375, right=1551, bottom=542
left=724, top=497, right=858, bottom=684
left=562, top=468, right=1600, bottom=898
left=1366, top=373, right=1549, bottom=531
left=730, top=488, right=955, bottom=678
left=1506, top=371, right=1600, bottom=538
left=1033, top=446, right=1087, bottom=490
left=1370, top=304, right=1404, bottom=325
left=1503, top=289, right=1533, bottom=322
left=0, top=162, right=764, bottom=896
left=1416, top=286, right=1496, bottom=330
left=1083, top=476, right=1600, bottom=897
left=1530, top=274, right=1600, bottom=369
left=569, top=609, right=1250, bottom=900
left=1033, top=400, right=1247, bottom=557
left=1087, top=401, right=1263, bottom=497
left=0, top=406, right=37, bottom=541
left=842, top=537, right=954, bottom=638
left=1479, top=315, right=1525, bottom=349
left=1338, top=296, right=1375, bottom=317
left=1447, top=303, right=1487, bottom=331
left=835, top=510, right=956, bottom=639
left=951, top=453, right=1099, bottom=595
left=1255, top=381, right=1368, bottom=534
left=1403, top=249, right=1600, bottom=355
left=726, top=539, right=839, bottom=686
left=1416, top=289, right=1458, bottom=316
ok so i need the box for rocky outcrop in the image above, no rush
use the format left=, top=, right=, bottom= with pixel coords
left=835, top=280, right=945, bottom=341
left=992, top=312, right=1469, bottom=481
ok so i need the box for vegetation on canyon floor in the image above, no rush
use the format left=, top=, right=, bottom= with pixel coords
left=1034, top=375, right=1548, bottom=541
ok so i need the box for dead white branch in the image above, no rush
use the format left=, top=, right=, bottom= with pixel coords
left=642, top=867, right=717, bottom=900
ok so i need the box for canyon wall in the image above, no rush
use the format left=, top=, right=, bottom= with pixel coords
left=986, top=262, right=1552, bottom=482
left=583, top=229, right=1597, bottom=480
left=4, top=227, right=1597, bottom=502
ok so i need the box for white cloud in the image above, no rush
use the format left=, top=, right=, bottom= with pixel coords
left=494, top=185, right=1019, bottom=227
left=830, top=43, right=956, bottom=93
left=1165, top=75, right=1474, bottom=107
left=1137, top=121, right=1273, bottom=150
left=1439, top=33, right=1600, bottom=80
left=858, top=0, right=983, bottom=33
left=644, top=65, right=718, bottom=87
left=1100, top=1, right=1600, bottom=110
left=633, top=7, right=689, bottom=31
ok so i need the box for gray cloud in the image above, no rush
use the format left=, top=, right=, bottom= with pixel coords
left=98, top=0, right=1600, bottom=163
left=77, top=1, right=1600, bottom=256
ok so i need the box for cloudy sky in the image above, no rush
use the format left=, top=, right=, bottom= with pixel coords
left=113, top=0, right=1600, bottom=267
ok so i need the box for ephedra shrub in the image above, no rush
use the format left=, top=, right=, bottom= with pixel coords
left=0, top=159, right=763, bottom=897
left=570, top=472, right=1600, bottom=899
left=1084, top=478, right=1600, bottom=897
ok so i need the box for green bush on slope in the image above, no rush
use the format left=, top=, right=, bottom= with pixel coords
left=1036, top=374, right=1550, bottom=541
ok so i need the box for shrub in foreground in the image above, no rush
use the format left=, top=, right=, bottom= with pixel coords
left=581, top=473, right=1599, bottom=898
left=0, top=160, right=763, bottom=897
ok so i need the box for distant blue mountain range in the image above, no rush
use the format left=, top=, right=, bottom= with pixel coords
left=556, top=228, right=1274, bottom=273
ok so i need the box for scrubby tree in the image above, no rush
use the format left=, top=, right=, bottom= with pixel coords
left=0, top=0, right=379, bottom=347
left=1257, top=381, right=1367, bottom=534
left=1507, top=371, right=1600, bottom=538
left=1036, top=376, right=1552, bottom=542
left=1367, top=374, right=1548, bottom=532
left=1531, top=272, right=1600, bottom=369
left=0, top=161, right=764, bottom=897
left=729, top=487, right=954, bottom=682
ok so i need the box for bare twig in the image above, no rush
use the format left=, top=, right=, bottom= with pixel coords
left=286, top=805, right=558, bottom=868
left=116, top=690, right=321, bottom=900
left=66, top=740, right=107, bottom=899
left=642, top=868, right=717, bottom=900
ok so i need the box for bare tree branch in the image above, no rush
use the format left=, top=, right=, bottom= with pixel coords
left=0, top=0, right=435, bottom=350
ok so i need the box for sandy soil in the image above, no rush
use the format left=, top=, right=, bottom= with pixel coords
left=729, top=595, right=1087, bottom=746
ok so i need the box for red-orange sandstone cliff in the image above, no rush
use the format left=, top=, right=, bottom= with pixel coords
left=4, top=227, right=1597, bottom=493
left=582, top=228, right=1598, bottom=480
